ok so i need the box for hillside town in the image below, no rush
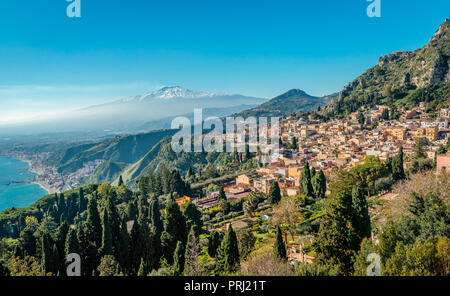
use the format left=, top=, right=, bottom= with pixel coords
left=193, top=105, right=450, bottom=211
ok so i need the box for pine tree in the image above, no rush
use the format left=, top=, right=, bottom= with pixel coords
left=215, top=225, right=240, bottom=274
left=351, top=185, right=371, bottom=246
left=274, top=226, right=287, bottom=260
left=313, top=190, right=357, bottom=275
left=300, top=162, right=314, bottom=197
left=268, top=181, right=281, bottom=204
left=100, top=210, right=113, bottom=256
left=173, top=241, right=185, bottom=276
left=86, top=195, right=102, bottom=248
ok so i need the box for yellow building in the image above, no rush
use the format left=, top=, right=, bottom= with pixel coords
left=236, top=174, right=251, bottom=186
left=175, top=196, right=191, bottom=209
left=413, top=126, right=438, bottom=142
left=287, top=167, right=302, bottom=178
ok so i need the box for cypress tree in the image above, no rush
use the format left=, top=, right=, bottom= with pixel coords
left=65, top=228, right=80, bottom=256
left=105, top=197, right=121, bottom=255
left=129, top=219, right=145, bottom=275
left=161, top=196, right=187, bottom=264
left=100, top=210, right=113, bottom=256
left=351, top=185, right=371, bottom=247
left=312, top=170, right=327, bottom=199
left=173, top=241, right=185, bottom=276
left=274, top=226, right=287, bottom=260
left=215, top=224, right=240, bottom=274
left=58, top=194, right=67, bottom=223
left=300, top=162, right=314, bottom=197
left=20, top=225, right=36, bottom=257
left=208, top=231, right=223, bottom=258
left=79, top=188, right=87, bottom=213
left=268, top=181, right=281, bottom=204
left=55, top=221, right=70, bottom=275
left=150, top=197, right=163, bottom=235
left=118, top=175, right=124, bottom=187
left=184, top=225, right=200, bottom=276
left=218, top=186, right=227, bottom=201
left=392, top=146, right=405, bottom=180
left=86, top=195, right=102, bottom=248
left=41, top=231, right=56, bottom=274
left=117, top=218, right=130, bottom=275
left=126, top=200, right=138, bottom=221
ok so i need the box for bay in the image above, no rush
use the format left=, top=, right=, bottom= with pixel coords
left=0, top=156, right=48, bottom=212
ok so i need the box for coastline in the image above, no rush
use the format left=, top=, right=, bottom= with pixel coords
left=2, top=156, right=59, bottom=195
left=22, top=159, right=58, bottom=195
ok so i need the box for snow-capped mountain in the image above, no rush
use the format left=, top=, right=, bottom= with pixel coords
left=122, top=86, right=222, bottom=102
left=2, top=86, right=267, bottom=135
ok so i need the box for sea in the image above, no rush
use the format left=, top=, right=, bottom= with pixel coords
left=0, top=156, right=49, bottom=212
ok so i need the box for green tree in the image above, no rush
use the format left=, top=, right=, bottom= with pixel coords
left=215, top=225, right=240, bottom=274
left=300, top=162, right=314, bottom=198
left=150, top=197, right=164, bottom=235
left=208, top=231, right=223, bottom=258
left=86, top=195, right=102, bottom=248
left=184, top=226, right=200, bottom=276
left=274, top=226, right=287, bottom=260
left=351, top=185, right=371, bottom=246
left=237, top=229, right=257, bottom=260
left=358, top=112, right=365, bottom=126
left=218, top=186, right=227, bottom=201
left=413, top=138, right=427, bottom=160
left=268, top=181, right=281, bottom=204
left=100, top=210, right=113, bottom=256
left=183, top=202, right=203, bottom=233
left=117, top=218, right=130, bottom=275
left=98, top=255, right=121, bottom=276
left=243, top=192, right=259, bottom=217
left=313, top=189, right=357, bottom=275
left=312, top=170, right=327, bottom=199
left=65, top=228, right=80, bottom=256
left=173, top=241, right=185, bottom=276
left=41, top=232, right=56, bottom=275
left=392, top=146, right=405, bottom=180
left=161, top=195, right=187, bottom=264
left=118, top=175, right=124, bottom=187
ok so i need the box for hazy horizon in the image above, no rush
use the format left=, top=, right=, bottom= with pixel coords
left=1, top=0, right=449, bottom=125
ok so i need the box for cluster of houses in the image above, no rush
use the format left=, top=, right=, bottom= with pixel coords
left=188, top=105, right=450, bottom=212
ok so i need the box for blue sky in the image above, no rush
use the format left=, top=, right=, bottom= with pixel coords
left=0, top=0, right=448, bottom=123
